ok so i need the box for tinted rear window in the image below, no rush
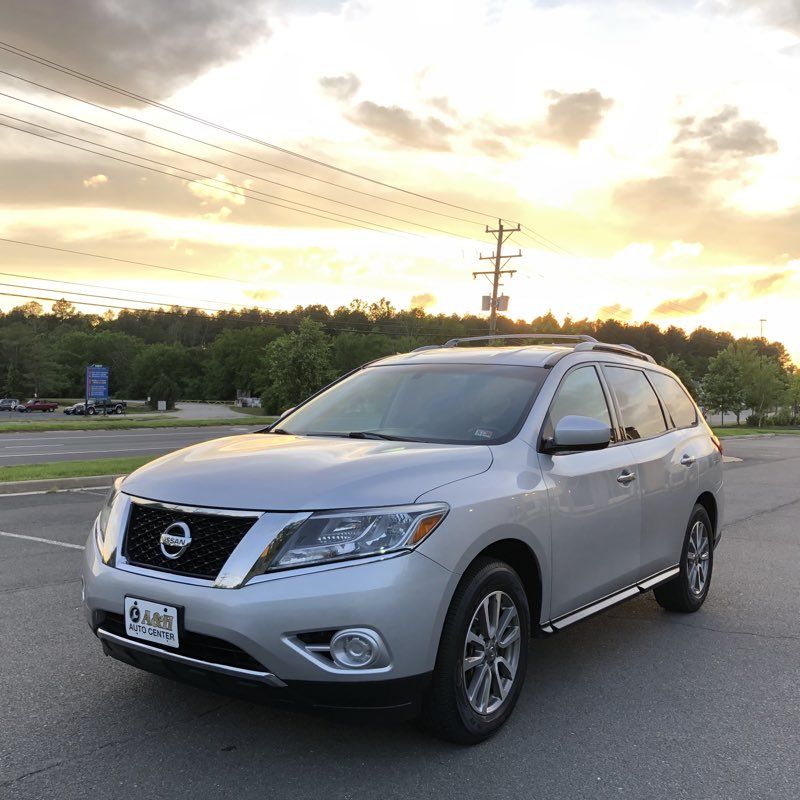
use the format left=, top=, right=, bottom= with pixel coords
left=649, top=372, right=697, bottom=428
left=604, top=366, right=668, bottom=441
left=279, top=363, right=548, bottom=445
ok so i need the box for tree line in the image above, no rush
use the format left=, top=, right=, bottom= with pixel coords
left=0, top=297, right=796, bottom=424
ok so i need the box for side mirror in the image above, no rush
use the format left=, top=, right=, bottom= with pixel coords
left=544, top=415, right=611, bottom=454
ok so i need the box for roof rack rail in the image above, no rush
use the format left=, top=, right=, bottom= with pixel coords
left=573, top=341, right=655, bottom=363
left=441, top=333, right=598, bottom=348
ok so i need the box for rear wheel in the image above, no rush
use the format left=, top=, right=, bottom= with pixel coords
left=422, top=558, right=530, bottom=744
left=654, top=504, right=713, bottom=613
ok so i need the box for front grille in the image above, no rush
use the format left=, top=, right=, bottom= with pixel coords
left=123, top=502, right=257, bottom=579
left=101, top=612, right=265, bottom=671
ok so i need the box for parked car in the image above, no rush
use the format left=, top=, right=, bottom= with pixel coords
left=17, top=398, right=58, bottom=412
left=83, top=334, right=724, bottom=743
left=64, top=402, right=86, bottom=415
left=0, top=398, right=19, bottom=411
left=84, top=399, right=127, bottom=415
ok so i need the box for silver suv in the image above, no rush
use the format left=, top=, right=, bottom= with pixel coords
left=83, top=334, right=724, bottom=743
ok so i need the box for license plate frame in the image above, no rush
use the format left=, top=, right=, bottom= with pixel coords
left=123, top=596, right=182, bottom=649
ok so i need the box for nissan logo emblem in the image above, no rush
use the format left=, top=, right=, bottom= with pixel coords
left=159, top=521, right=192, bottom=560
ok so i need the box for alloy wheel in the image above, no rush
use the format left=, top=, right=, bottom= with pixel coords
left=686, top=520, right=710, bottom=596
left=462, top=591, right=521, bottom=715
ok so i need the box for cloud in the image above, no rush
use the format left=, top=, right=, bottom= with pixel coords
left=187, top=174, right=248, bottom=206
left=0, top=0, right=270, bottom=104
left=597, top=303, right=633, bottom=321
left=319, top=73, right=361, bottom=101
left=82, top=174, right=108, bottom=189
left=472, top=138, right=513, bottom=159
left=347, top=101, right=452, bottom=150
left=652, top=291, right=711, bottom=316
left=673, top=106, right=778, bottom=162
left=245, top=288, right=278, bottom=302
left=613, top=106, right=793, bottom=261
left=539, top=90, right=614, bottom=148
left=749, top=271, right=790, bottom=295
left=427, top=97, right=459, bottom=118
left=410, top=292, right=436, bottom=309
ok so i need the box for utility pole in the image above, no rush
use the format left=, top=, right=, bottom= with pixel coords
left=760, top=318, right=767, bottom=339
left=473, top=219, right=521, bottom=333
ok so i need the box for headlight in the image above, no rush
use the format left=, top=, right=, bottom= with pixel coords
left=250, top=503, right=448, bottom=574
left=95, top=476, right=124, bottom=559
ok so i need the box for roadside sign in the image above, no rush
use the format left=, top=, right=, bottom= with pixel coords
left=86, top=365, right=109, bottom=401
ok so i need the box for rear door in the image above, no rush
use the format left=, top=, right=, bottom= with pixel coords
left=538, top=364, right=643, bottom=619
left=602, top=365, right=697, bottom=578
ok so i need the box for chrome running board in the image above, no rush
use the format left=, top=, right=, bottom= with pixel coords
left=97, top=628, right=287, bottom=687
left=544, top=565, right=680, bottom=632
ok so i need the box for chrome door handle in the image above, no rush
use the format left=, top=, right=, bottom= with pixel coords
left=680, top=454, right=696, bottom=467
left=617, top=470, right=636, bottom=486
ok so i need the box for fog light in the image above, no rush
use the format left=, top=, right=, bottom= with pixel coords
left=330, top=629, right=381, bottom=669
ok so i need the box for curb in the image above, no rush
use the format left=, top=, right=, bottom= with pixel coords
left=0, top=474, right=120, bottom=495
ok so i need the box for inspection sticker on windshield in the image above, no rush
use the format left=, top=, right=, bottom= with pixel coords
left=473, top=428, right=494, bottom=439
left=124, top=597, right=179, bottom=649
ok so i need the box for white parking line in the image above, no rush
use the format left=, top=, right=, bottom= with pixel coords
left=0, top=486, right=112, bottom=498
left=0, top=530, right=85, bottom=550
left=0, top=445, right=177, bottom=459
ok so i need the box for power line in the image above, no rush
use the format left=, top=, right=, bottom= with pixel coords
left=0, top=236, right=256, bottom=285
left=0, top=116, right=413, bottom=238
left=0, top=89, right=484, bottom=242
left=0, top=40, right=511, bottom=220
left=0, top=54, right=577, bottom=255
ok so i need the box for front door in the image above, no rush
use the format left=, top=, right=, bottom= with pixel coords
left=538, top=365, right=642, bottom=619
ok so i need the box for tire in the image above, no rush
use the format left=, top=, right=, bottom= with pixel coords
left=654, top=504, right=714, bottom=613
left=422, top=558, right=530, bottom=744
left=88, top=407, right=96, bottom=416
left=115, top=405, right=123, bottom=414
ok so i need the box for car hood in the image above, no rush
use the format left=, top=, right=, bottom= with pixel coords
left=121, top=433, right=493, bottom=511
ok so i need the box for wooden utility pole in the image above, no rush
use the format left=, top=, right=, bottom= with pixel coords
left=473, top=220, right=521, bottom=333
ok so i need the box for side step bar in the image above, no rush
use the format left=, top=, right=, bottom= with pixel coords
left=543, top=565, right=680, bottom=633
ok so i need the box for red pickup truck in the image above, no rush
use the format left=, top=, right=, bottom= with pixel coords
left=17, top=398, right=58, bottom=413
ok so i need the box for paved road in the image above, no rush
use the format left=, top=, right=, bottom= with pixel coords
left=1, top=436, right=799, bottom=799
left=0, top=425, right=264, bottom=465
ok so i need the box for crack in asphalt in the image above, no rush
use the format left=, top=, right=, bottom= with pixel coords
left=608, top=613, right=800, bottom=643
left=0, top=577, right=81, bottom=595
left=1, top=700, right=233, bottom=788
left=723, top=494, right=800, bottom=527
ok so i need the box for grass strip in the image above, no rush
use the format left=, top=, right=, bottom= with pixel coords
left=712, top=426, right=800, bottom=437
left=0, top=456, right=156, bottom=483
left=0, top=416, right=276, bottom=434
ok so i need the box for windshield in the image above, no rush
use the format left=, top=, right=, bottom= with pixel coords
left=276, top=363, right=548, bottom=445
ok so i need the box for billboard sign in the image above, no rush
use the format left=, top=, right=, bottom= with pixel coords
left=86, top=365, right=109, bottom=401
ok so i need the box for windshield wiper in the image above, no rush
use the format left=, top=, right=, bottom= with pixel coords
left=347, top=431, right=408, bottom=441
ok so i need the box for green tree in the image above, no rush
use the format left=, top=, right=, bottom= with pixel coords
left=259, top=318, right=334, bottom=413
left=734, top=343, right=787, bottom=425
left=784, top=371, right=800, bottom=421
left=148, top=374, right=179, bottom=410
left=332, top=332, right=396, bottom=375
left=661, top=353, right=696, bottom=397
left=702, top=348, right=745, bottom=427
left=205, top=326, right=282, bottom=399
left=130, top=343, right=194, bottom=398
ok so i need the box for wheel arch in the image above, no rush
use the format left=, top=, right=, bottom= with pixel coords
left=696, top=491, right=718, bottom=536
left=469, top=538, right=543, bottom=634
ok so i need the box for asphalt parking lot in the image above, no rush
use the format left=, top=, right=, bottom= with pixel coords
left=0, top=425, right=263, bottom=465
left=1, top=436, right=798, bottom=799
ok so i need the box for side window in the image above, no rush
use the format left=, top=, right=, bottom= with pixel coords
left=543, top=366, right=614, bottom=443
left=604, top=366, right=667, bottom=441
left=649, top=372, right=697, bottom=428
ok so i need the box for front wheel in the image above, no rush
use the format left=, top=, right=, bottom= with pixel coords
left=654, top=504, right=714, bottom=613
left=422, top=558, right=530, bottom=744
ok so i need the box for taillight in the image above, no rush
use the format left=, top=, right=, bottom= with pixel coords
left=710, top=433, right=723, bottom=455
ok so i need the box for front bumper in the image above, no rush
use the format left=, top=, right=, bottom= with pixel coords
left=83, top=535, right=454, bottom=710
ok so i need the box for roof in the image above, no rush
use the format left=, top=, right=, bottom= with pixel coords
left=373, top=336, right=657, bottom=369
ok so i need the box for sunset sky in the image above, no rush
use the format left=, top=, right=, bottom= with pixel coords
left=0, top=0, right=798, bottom=359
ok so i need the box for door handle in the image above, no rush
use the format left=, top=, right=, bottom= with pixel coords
left=617, top=470, right=636, bottom=486
left=680, top=454, right=696, bottom=467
